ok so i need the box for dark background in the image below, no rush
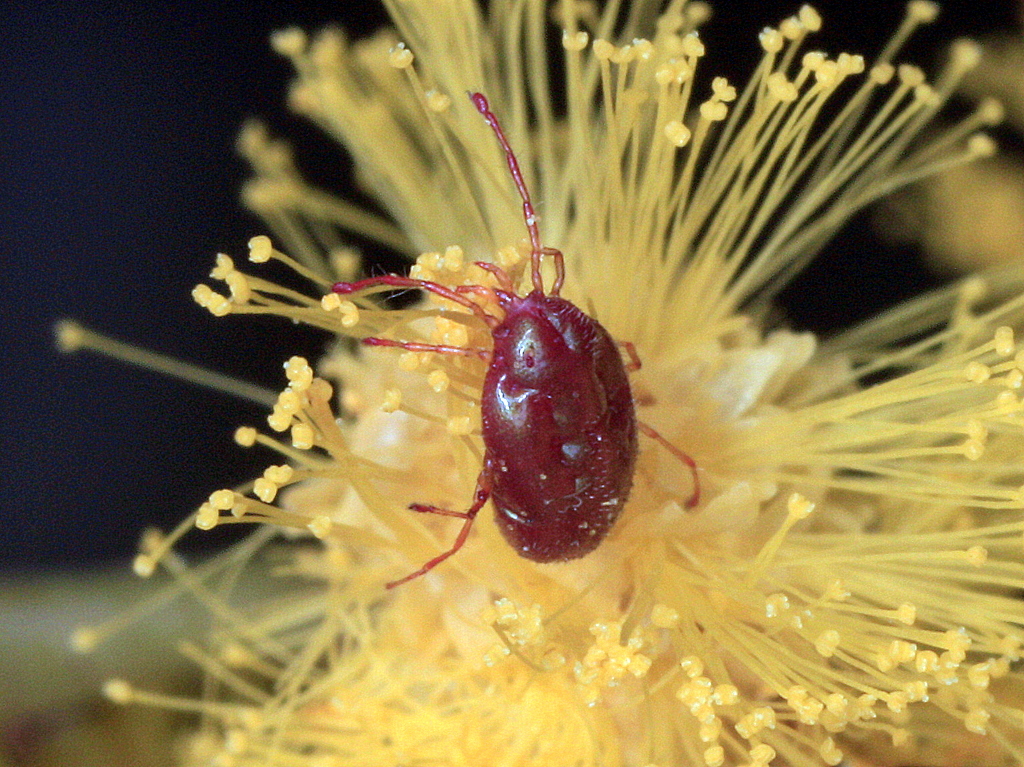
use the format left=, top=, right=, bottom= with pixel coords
left=1, top=0, right=1018, bottom=570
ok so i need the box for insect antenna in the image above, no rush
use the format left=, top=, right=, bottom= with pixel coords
left=470, top=92, right=565, bottom=296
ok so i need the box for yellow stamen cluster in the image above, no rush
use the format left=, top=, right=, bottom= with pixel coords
left=574, top=621, right=654, bottom=705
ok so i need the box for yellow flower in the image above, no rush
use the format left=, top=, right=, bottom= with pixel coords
left=82, top=2, right=1024, bottom=766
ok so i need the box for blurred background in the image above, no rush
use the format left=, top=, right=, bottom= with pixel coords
left=0, top=0, right=1020, bottom=764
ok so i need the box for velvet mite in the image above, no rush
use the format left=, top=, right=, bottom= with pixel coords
left=333, top=93, right=699, bottom=588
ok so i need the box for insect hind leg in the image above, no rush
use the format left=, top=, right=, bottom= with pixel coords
left=385, top=477, right=492, bottom=589
left=638, top=421, right=701, bottom=509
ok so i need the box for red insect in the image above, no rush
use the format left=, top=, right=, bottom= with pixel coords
left=333, top=93, right=699, bottom=588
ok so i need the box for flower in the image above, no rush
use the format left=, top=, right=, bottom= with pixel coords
left=83, top=2, right=1024, bottom=766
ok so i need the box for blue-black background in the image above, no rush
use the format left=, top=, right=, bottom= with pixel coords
left=1, top=0, right=1018, bottom=570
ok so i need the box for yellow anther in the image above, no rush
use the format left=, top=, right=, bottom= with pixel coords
left=103, top=679, right=134, bottom=705
left=765, top=593, right=790, bottom=618
left=735, top=707, right=776, bottom=738
left=703, top=746, right=725, bottom=767
left=497, top=245, right=521, bottom=268
left=320, top=293, right=342, bottom=312
left=815, top=629, right=841, bottom=657
left=267, top=407, right=293, bottom=432
left=632, top=38, right=654, bottom=61
left=897, top=64, right=926, bottom=88
left=967, top=133, right=996, bottom=158
left=822, top=580, right=850, bottom=601
left=964, top=361, right=990, bottom=383
left=699, top=100, right=728, bottom=121
left=225, top=271, right=251, bottom=304
left=904, top=680, right=929, bottom=702
left=651, top=604, right=680, bottom=628
left=798, top=5, right=822, bottom=31
left=609, top=43, right=635, bottom=65
left=441, top=245, right=464, bottom=271
left=870, top=63, right=895, bottom=84
left=994, top=326, right=1015, bottom=356
left=210, top=253, right=234, bottom=280
left=308, top=515, right=332, bottom=538
left=247, top=234, right=273, bottom=263
left=409, top=263, right=432, bottom=281
left=381, top=388, right=401, bottom=413
left=424, top=89, right=451, bottom=112
left=837, top=52, right=865, bottom=75
left=328, top=247, right=360, bottom=280
left=711, top=77, right=735, bottom=101
left=894, top=602, right=916, bottom=625
left=967, top=661, right=991, bottom=689
left=284, top=356, right=314, bottom=390
left=388, top=42, right=414, bottom=68
left=562, top=29, right=589, bottom=52
left=291, top=423, right=315, bottom=450
left=815, top=60, right=842, bottom=87
left=943, top=627, right=972, bottom=658
left=767, top=72, right=798, bottom=102
left=965, top=545, right=987, bottom=566
left=679, top=655, right=704, bottom=678
left=269, top=27, right=306, bottom=57
left=264, top=464, right=294, bottom=484
left=209, top=489, right=236, bottom=510
left=698, top=717, right=721, bottom=742
left=950, top=38, right=981, bottom=71
left=195, top=503, right=219, bottom=530
left=446, top=415, right=473, bottom=435
left=787, top=492, right=814, bottom=520
left=277, top=389, right=302, bottom=413
left=417, top=250, right=442, bottom=271
left=889, top=639, right=917, bottom=664
left=427, top=369, right=450, bottom=392
left=965, top=707, right=990, bottom=735
left=749, top=744, right=775, bottom=766
left=335, top=299, right=359, bottom=327
left=229, top=498, right=248, bottom=518
left=780, top=16, right=803, bottom=39
left=712, top=684, right=738, bottom=706
left=759, top=27, right=784, bottom=53
left=592, top=38, right=616, bottom=60
left=997, top=391, right=1019, bottom=410
left=664, top=120, right=692, bottom=147
left=132, top=553, right=155, bottom=578
left=253, top=477, right=278, bottom=503
left=824, top=693, right=849, bottom=718
left=819, top=737, right=843, bottom=766
left=398, top=351, right=420, bottom=370
left=681, top=33, right=705, bottom=57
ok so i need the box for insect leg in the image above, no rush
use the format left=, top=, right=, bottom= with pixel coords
left=361, top=338, right=490, bottom=359
left=637, top=421, right=700, bottom=509
left=470, top=92, right=566, bottom=297
left=385, top=476, right=492, bottom=589
left=471, top=260, right=515, bottom=292
left=333, top=274, right=499, bottom=329
left=618, top=341, right=642, bottom=372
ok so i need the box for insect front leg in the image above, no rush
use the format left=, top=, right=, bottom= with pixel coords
left=361, top=337, right=490, bottom=359
left=385, top=473, right=493, bottom=589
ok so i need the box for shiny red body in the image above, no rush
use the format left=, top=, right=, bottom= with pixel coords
left=482, top=290, right=637, bottom=562
left=333, top=92, right=696, bottom=588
